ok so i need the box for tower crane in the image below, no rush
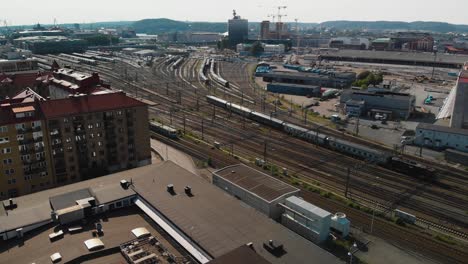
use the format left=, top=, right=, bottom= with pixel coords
left=276, top=6, right=287, bottom=23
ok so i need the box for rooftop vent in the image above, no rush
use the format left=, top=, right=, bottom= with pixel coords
left=120, top=180, right=129, bottom=189
left=184, top=186, right=192, bottom=196
left=263, top=239, right=285, bottom=257
left=3, top=198, right=17, bottom=210
left=167, top=184, right=175, bottom=195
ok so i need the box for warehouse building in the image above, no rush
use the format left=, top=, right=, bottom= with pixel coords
left=212, top=164, right=300, bottom=220
left=340, top=89, right=416, bottom=120
left=263, top=71, right=356, bottom=89
left=281, top=196, right=332, bottom=243
left=414, top=123, right=468, bottom=152
left=13, top=36, right=87, bottom=54
left=267, top=82, right=322, bottom=97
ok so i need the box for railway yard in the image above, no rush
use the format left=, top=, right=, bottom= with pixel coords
left=37, top=51, right=468, bottom=264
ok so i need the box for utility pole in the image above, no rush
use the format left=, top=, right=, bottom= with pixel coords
left=201, top=119, right=204, bottom=140
left=169, top=110, right=173, bottom=125
left=212, top=105, right=216, bottom=122
left=183, top=114, right=186, bottom=135
left=354, top=117, right=360, bottom=136
left=304, top=109, right=308, bottom=124
left=345, top=168, right=351, bottom=198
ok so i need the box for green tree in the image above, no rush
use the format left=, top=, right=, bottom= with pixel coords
left=250, top=41, right=264, bottom=57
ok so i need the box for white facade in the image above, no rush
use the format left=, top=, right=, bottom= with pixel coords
left=281, top=196, right=331, bottom=243
left=415, top=124, right=468, bottom=152
left=263, top=44, right=285, bottom=54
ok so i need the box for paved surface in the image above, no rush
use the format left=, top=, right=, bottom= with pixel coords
left=355, top=233, right=438, bottom=264
left=151, top=139, right=199, bottom=176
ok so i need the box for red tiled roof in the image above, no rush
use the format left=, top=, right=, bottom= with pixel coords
left=0, top=72, right=50, bottom=88
left=39, top=92, right=146, bottom=119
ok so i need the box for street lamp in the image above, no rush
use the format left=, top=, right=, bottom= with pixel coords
left=348, top=242, right=358, bottom=264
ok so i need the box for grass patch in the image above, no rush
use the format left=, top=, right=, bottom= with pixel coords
left=435, top=234, right=457, bottom=245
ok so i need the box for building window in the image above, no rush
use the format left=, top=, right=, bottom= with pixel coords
left=96, top=122, right=101, bottom=128
left=92, top=151, right=97, bottom=157
left=31, top=121, right=42, bottom=128
left=63, top=118, right=69, bottom=123
left=2, top=148, right=11, bottom=154
left=0, top=126, right=7, bottom=133
left=7, top=178, right=16, bottom=185
left=88, top=124, right=93, bottom=129
left=15, top=123, right=26, bottom=131
left=117, top=111, right=123, bottom=115
left=66, top=138, right=71, bottom=143
left=3, top=158, right=12, bottom=165
left=0, top=137, right=9, bottom=144
left=5, top=168, right=14, bottom=175
left=98, top=141, right=102, bottom=147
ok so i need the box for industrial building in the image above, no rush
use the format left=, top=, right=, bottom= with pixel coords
left=319, top=49, right=467, bottom=68
left=340, top=89, right=416, bottom=120
left=414, top=123, right=468, bottom=152
left=450, top=63, right=468, bottom=129
left=281, top=196, right=332, bottom=243
left=263, top=71, right=356, bottom=89
left=228, top=10, right=249, bottom=48
left=0, top=161, right=342, bottom=264
left=329, top=37, right=370, bottom=50
left=212, top=164, right=300, bottom=220
left=267, top=82, right=322, bottom=97
left=0, top=89, right=151, bottom=198
left=13, top=36, right=87, bottom=54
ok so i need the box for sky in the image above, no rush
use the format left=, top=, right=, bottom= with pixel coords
left=2, top=0, right=468, bottom=26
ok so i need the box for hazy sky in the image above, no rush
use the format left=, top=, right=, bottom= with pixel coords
left=2, top=0, right=468, bottom=26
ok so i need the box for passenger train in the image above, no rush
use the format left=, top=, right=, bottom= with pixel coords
left=206, top=95, right=436, bottom=178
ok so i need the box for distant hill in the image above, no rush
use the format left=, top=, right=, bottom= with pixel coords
left=132, top=19, right=227, bottom=34
left=319, top=21, right=468, bottom=33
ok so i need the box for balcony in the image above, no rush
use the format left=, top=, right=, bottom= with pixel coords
left=33, top=137, right=43, bottom=143
left=32, top=126, right=42, bottom=132
left=18, top=138, right=33, bottom=145
left=17, top=127, right=32, bottom=134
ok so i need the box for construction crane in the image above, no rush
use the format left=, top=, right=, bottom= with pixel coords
left=295, top=18, right=300, bottom=55
left=276, top=6, right=287, bottom=23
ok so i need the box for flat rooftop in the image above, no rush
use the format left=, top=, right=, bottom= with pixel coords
left=417, top=122, right=468, bottom=136
left=133, top=162, right=339, bottom=264
left=0, top=162, right=341, bottom=264
left=213, top=164, right=300, bottom=202
left=0, top=207, right=187, bottom=264
left=206, top=245, right=271, bottom=264
left=320, top=49, right=468, bottom=65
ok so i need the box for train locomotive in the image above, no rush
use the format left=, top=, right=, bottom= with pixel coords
left=150, top=121, right=178, bottom=139
left=206, top=95, right=435, bottom=178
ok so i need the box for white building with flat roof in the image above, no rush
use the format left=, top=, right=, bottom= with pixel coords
left=281, top=196, right=332, bottom=243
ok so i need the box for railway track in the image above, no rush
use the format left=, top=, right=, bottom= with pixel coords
left=47, top=54, right=468, bottom=262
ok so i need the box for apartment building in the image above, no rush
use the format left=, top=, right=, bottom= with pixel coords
left=0, top=98, right=54, bottom=198
left=0, top=91, right=151, bottom=198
